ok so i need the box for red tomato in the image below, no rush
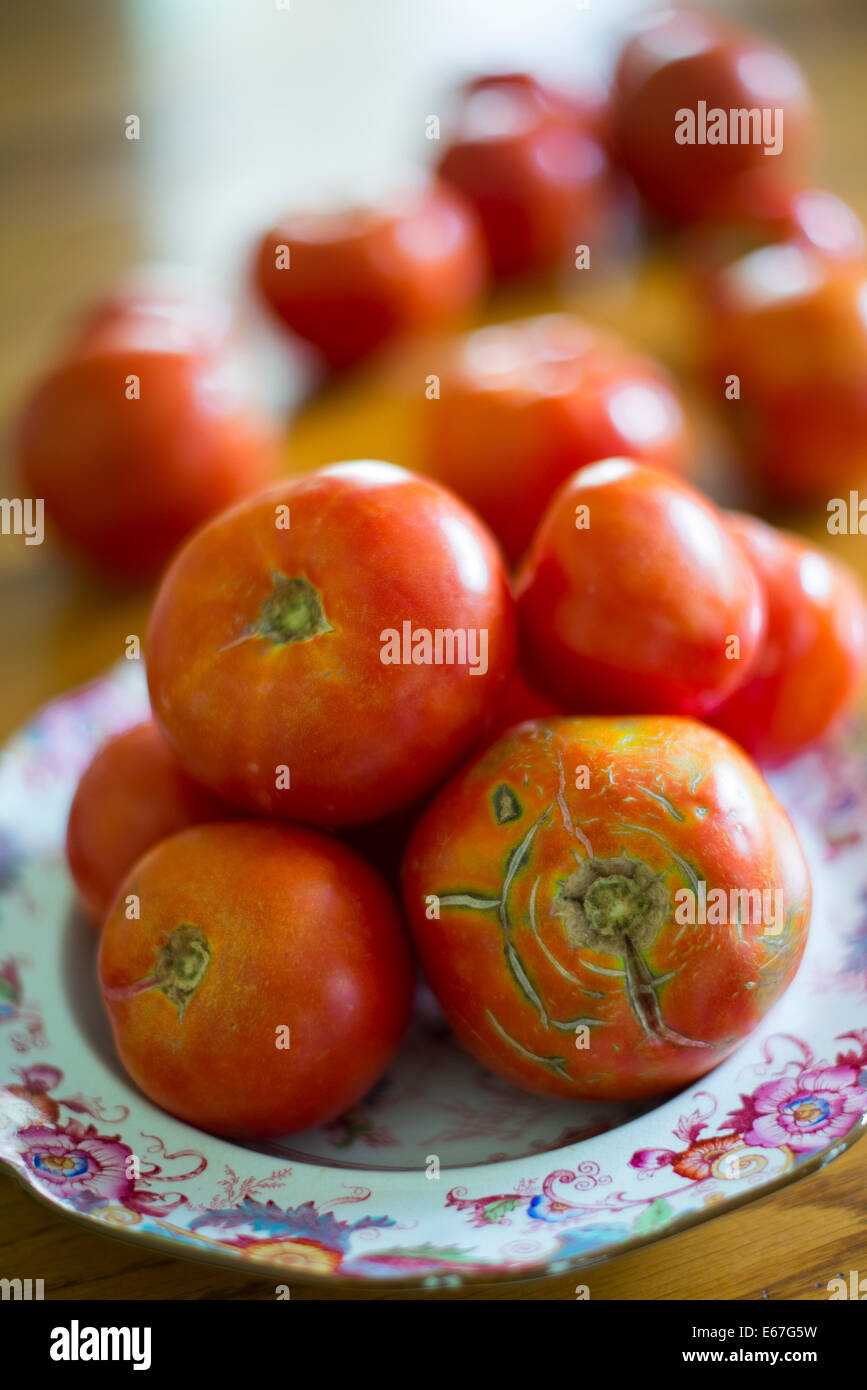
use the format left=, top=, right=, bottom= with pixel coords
left=436, top=72, right=613, bottom=278
left=99, top=822, right=414, bottom=1138
left=15, top=307, right=279, bottom=581
left=515, top=459, right=765, bottom=716
left=402, top=716, right=810, bottom=1101
left=711, top=514, right=867, bottom=764
left=254, top=182, right=486, bottom=371
left=421, top=314, right=691, bottom=563
left=146, top=461, right=516, bottom=826
left=66, top=721, right=233, bottom=929
left=612, top=7, right=814, bottom=225
left=706, top=242, right=867, bottom=502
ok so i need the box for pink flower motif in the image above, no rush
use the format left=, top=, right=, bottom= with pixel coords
left=741, top=1067, right=867, bottom=1153
left=16, top=1064, right=61, bottom=1093
left=17, top=1120, right=135, bottom=1204
left=629, top=1148, right=676, bottom=1172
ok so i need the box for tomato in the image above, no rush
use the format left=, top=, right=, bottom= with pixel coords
left=612, top=7, right=814, bottom=225
left=66, top=721, right=233, bottom=929
left=15, top=304, right=279, bottom=581
left=99, top=821, right=414, bottom=1138
left=516, top=459, right=765, bottom=716
left=705, top=242, right=867, bottom=502
left=436, top=72, right=613, bottom=278
left=710, top=514, right=867, bottom=764
left=254, top=182, right=486, bottom=371
left=146, top=460, right=516, bottom=826
left=421, top=314, right=691, bottom=563
left=402, top=716, right=810, bottom=1101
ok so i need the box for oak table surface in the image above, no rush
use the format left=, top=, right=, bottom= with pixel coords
left=1, top=0, right=866, bottom=1300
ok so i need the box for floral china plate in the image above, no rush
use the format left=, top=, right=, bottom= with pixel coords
left=1, top=662, right=866, bottom=1291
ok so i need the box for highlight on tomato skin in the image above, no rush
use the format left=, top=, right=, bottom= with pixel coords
left=710, top=513, right=867, bottom=766
left=98, top=821, right=415, bottom=1140
left=435, top=72, right=615, bottom=279
left=610, top=5, right=816, bottom=226
left=254, top=181, right=488, bottom=372
left=146, top=459, right=517, bottom=828
left=515, top=457, right=766, bottom=718
left=65, top=720, right=235, bottom=931
left=420, top=313, right=692, bottom=564
left=703, top=240, right=867, bottom=504
left=401, top=715, right=811, bottom=1102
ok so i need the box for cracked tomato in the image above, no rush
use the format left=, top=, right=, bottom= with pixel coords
left=402, top=716, right=810, bottom=1101
left=99, top=821, right=414, bottom=1139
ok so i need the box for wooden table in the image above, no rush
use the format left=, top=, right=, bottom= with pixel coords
left=1, top=0, right=866, bottom=1300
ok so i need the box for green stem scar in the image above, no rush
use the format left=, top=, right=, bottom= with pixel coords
left=254, top=572, right=333, bottom=646
left=103, top=924, right=211, bottom=1023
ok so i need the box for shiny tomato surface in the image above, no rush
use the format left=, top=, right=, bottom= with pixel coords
left=422, top=314, right=691, bottom=562
left=437, top=72, right=612, bottom=277
left=612, top=7, right=814, bottom=224
left=402, top=716, right=810, bottom=1101
left=99, top=822, right=414, bottom=1138
left=65, top=721, right=233, bottom=929
left=711, top=514, right=867, bottom=764
left=146, top=461, right=515, bottom=826
left=516, top=459, right=765, bottom=716
left=706, top=241, right=867, bottom=501
left=255, top=182, right=486, bottom=370
left=15, top=306, right=278, bottom=581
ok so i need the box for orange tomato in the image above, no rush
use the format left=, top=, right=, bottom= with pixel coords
left=402, top=716, right=811, bottom=1100
left=99, top=822, right=414, bottom=1139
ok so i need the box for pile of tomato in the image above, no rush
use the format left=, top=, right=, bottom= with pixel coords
left=22, top=8, right=867, bottom=1137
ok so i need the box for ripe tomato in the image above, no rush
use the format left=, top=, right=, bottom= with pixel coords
left=254, top=182, right=486, bottom=371
left=402, top=716, right=810, bottom=1101
left=711, top=514, right=867, bottom=764
left=147, top=460, right=515, bottom=826
left=66, top=721, right=233, bottom=929
left=421, top=314, right=691, bottom=563
left=99, top=822, right=414, bottom=1138
left=516, top=459, right=765, bottom=716
left=612, top=7, right=814, bottom=225
left=706, top=241, right=867, bottom=502
left=15, top=304, right=279, bottom=581
left=436, top=72, right=612, bottom=278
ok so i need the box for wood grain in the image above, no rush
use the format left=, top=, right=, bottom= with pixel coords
left=1, top=0, right=866, bottom=1300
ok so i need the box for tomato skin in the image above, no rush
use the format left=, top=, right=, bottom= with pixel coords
left=15, top=312, right=279, bottom=581
left=711, top=515, right=867, bottom=765
left=254, top=183, right=486, bottom=371
left=65, top=721, right=233, bottom=930
left=421, top=314, right=691, bottom=563
left=402, top=716, right=810, bottom=1101
left=98, top=822, right=414, bottom=1139
left=437, top=73, right=613, bottom=278
left=515, top=459, right=765, bottom=717
left=706, top=242, right=867, bottom=502
left=612, top=8, right=814, bottom=225
left=146, top=461, right=516, bottom=827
